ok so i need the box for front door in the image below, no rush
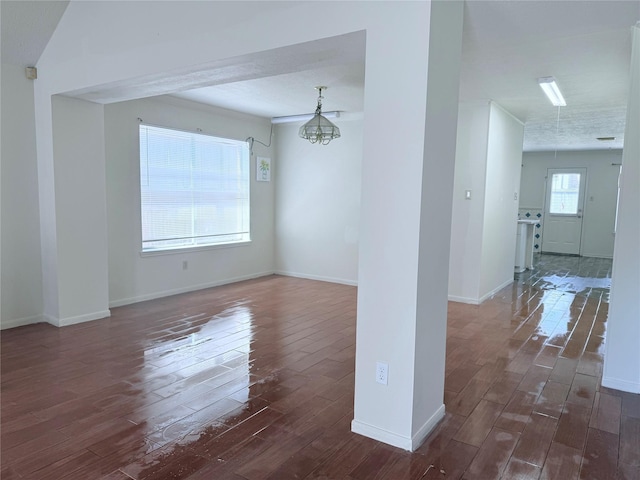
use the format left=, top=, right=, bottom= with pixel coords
left=542, top=168, right=586, bottom=255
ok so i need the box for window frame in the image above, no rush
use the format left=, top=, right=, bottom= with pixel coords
left=548, top=172, right=582, bottom=216
left=138, top=123, right=251, bottom=256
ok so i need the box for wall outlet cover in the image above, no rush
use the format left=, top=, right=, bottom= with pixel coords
left=376, top=362, right=388, bottom=385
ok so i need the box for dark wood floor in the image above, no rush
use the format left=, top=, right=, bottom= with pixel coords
left=1, top=275, right=638, bottom=479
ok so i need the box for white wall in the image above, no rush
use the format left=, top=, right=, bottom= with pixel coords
left=0, top=64, right=43, bottom=329
left=603, top=25, right=640, bottom=394
left=274, top=117, right=362, bottom=285
left=105, top=96, right=275, bottom=307
left=520, top=150, right=622, bottom=258
left=449, top=102, right=490, bottom=302
left=32, top=0, right=460, bottom=451
left=479, top=103, right=524, bottom=298
left=412, top=0, right=463, bottom=441
left=50, top=95, right=110, bottom=325
left=448, top=101, right=524, bottom=304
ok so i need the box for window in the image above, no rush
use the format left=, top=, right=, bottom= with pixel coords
left=549, top=173, right=580, bottom=214
left=139, top=125, right=250, bottom=252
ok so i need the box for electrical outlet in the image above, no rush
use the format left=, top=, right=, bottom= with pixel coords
left=376, top=362, right=388, bottom=385
left=182, top=260, right=188, bottom=270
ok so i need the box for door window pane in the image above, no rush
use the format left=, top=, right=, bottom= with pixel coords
left=549, top=173, right=580, bottom=214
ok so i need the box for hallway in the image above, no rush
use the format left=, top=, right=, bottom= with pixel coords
left=515, top=253, right=613, bottom=302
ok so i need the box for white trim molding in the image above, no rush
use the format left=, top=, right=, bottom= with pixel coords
left=0, top=314, right=44, bottom=330
left=276, top=270, right=357, bottom=287
left=410, top=404, right=446, bottom=451
left=602, top=376, right=640, bottom=394
left=447, top=295, right=480, bottom=305
left=351, top=419, right=414, bottom=451
left=351, top=404, right=445, bottom=452
left=46, top=310, right=111, bottom=327
left=109, top=271, right=275, bottom=308
left=448, top=278, right=514, bottom=305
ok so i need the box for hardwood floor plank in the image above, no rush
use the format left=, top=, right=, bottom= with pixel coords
left=0, top=273, right=635, bottom=479
left=548, top=357, right=579, bottom=385
left=3, top=429, right=70, bottom=464
left=0, top=466, right=22, bottom=480
left=620, top=416, right=640, bottom=466
left=622, top=392, right=640, bottom=419
left=502, top=457, right=542, bottom=480
left=444, top=362, right=483, bottom=393
left=517, top=365, right=552, bottom=397
left=484, top=371, right=523, bottom=404
left=495, top=390, right=538, bottom=433
left=181, top=436, right=270, bottom=480
left=462, top=427, right=520, bottom=479
left=453, top=399, right=504, bottom=447
left=446, top=378, right=493, bottom=417
left=511, top=412, right=558, bottom=467
left=420, top=440, right=478, bottom=480
left=25, top=449, right=101, bottom=480
left=553, top=403, right=591, bottom=451
left=534, top=345, right=561, bottom=369
left=589, top=391, right=622, bottom=435
left=617, top=463, right=640, bottom=480
left=347, top=444, right=398, bottom=480
left=534, top=381, right=571, bottom=419
left=234, top=424, right=325, bottom=480
left=304, top=438, right=378, bottom=479
left=190, top=407, right=283, bottom=459
left=579, top=428, right=619, bottom=480
left=540, top=442, right=582, bottom=480
left=565, top=372, right=598, bottom=409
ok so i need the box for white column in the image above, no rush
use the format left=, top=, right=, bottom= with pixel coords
left=33, top=87, right=111, bottom=326
left=603, top=24, right=640, bottom=394
left=352, top=1, right=464, bottom=451
left=51, top=96, right=110, bottom=325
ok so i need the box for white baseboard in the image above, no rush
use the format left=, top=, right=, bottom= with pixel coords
left=275, top=270, right=357, bottom=287
left=351, top=404, right=445, bottom=452
left=479, top=278, right=514, bottom=303
left=448, top=278, right=514, bottom=305
left=46, top=309, right=111, bottom=327
left=109, top=271, right=275, bottom=308
left=602, top=376, right=640, bottom=394
left=447, top=295, right=480, bottom=305
left=411, top=404, right=446, bottom=451
left=0, top=314, right=44, bottom=330
left=351, top=419, right=414, bottom=451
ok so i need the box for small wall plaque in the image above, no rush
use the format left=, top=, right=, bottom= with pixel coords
left=257, top=157, right=271, bottom=182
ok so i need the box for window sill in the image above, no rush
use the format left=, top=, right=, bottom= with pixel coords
left=140, top=240, right=252, bottom=257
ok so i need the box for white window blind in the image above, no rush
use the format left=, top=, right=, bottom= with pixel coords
left=139, top=125, right=250, bottom=252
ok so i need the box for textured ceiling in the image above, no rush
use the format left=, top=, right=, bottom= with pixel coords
left=2, top=1, right=639, bottom=152
left=0, top=0, right=69, bottom=66
left=460, top=1, right=639, bottom=152
left=66, top=31, right=366, bottom=117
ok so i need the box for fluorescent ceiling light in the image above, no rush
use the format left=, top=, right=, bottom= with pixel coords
left=271, top=111, right=340, bottom=124
left=538, top=77, right=567, bottom=106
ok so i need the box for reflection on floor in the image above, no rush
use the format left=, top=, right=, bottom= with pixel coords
left=515, top=253, right=613, bottom=302
left=2, top=274, right=638, bottom=479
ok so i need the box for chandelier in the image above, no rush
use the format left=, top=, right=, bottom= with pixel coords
left=298, top=86, right=341, bottom=145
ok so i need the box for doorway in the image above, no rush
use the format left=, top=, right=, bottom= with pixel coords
left=542, top=168, right=587, bottom=255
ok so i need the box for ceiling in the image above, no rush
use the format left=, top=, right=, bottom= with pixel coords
left=0, top=0, right=69, bottom=66
left=2, top=1, right=639, bottom=152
